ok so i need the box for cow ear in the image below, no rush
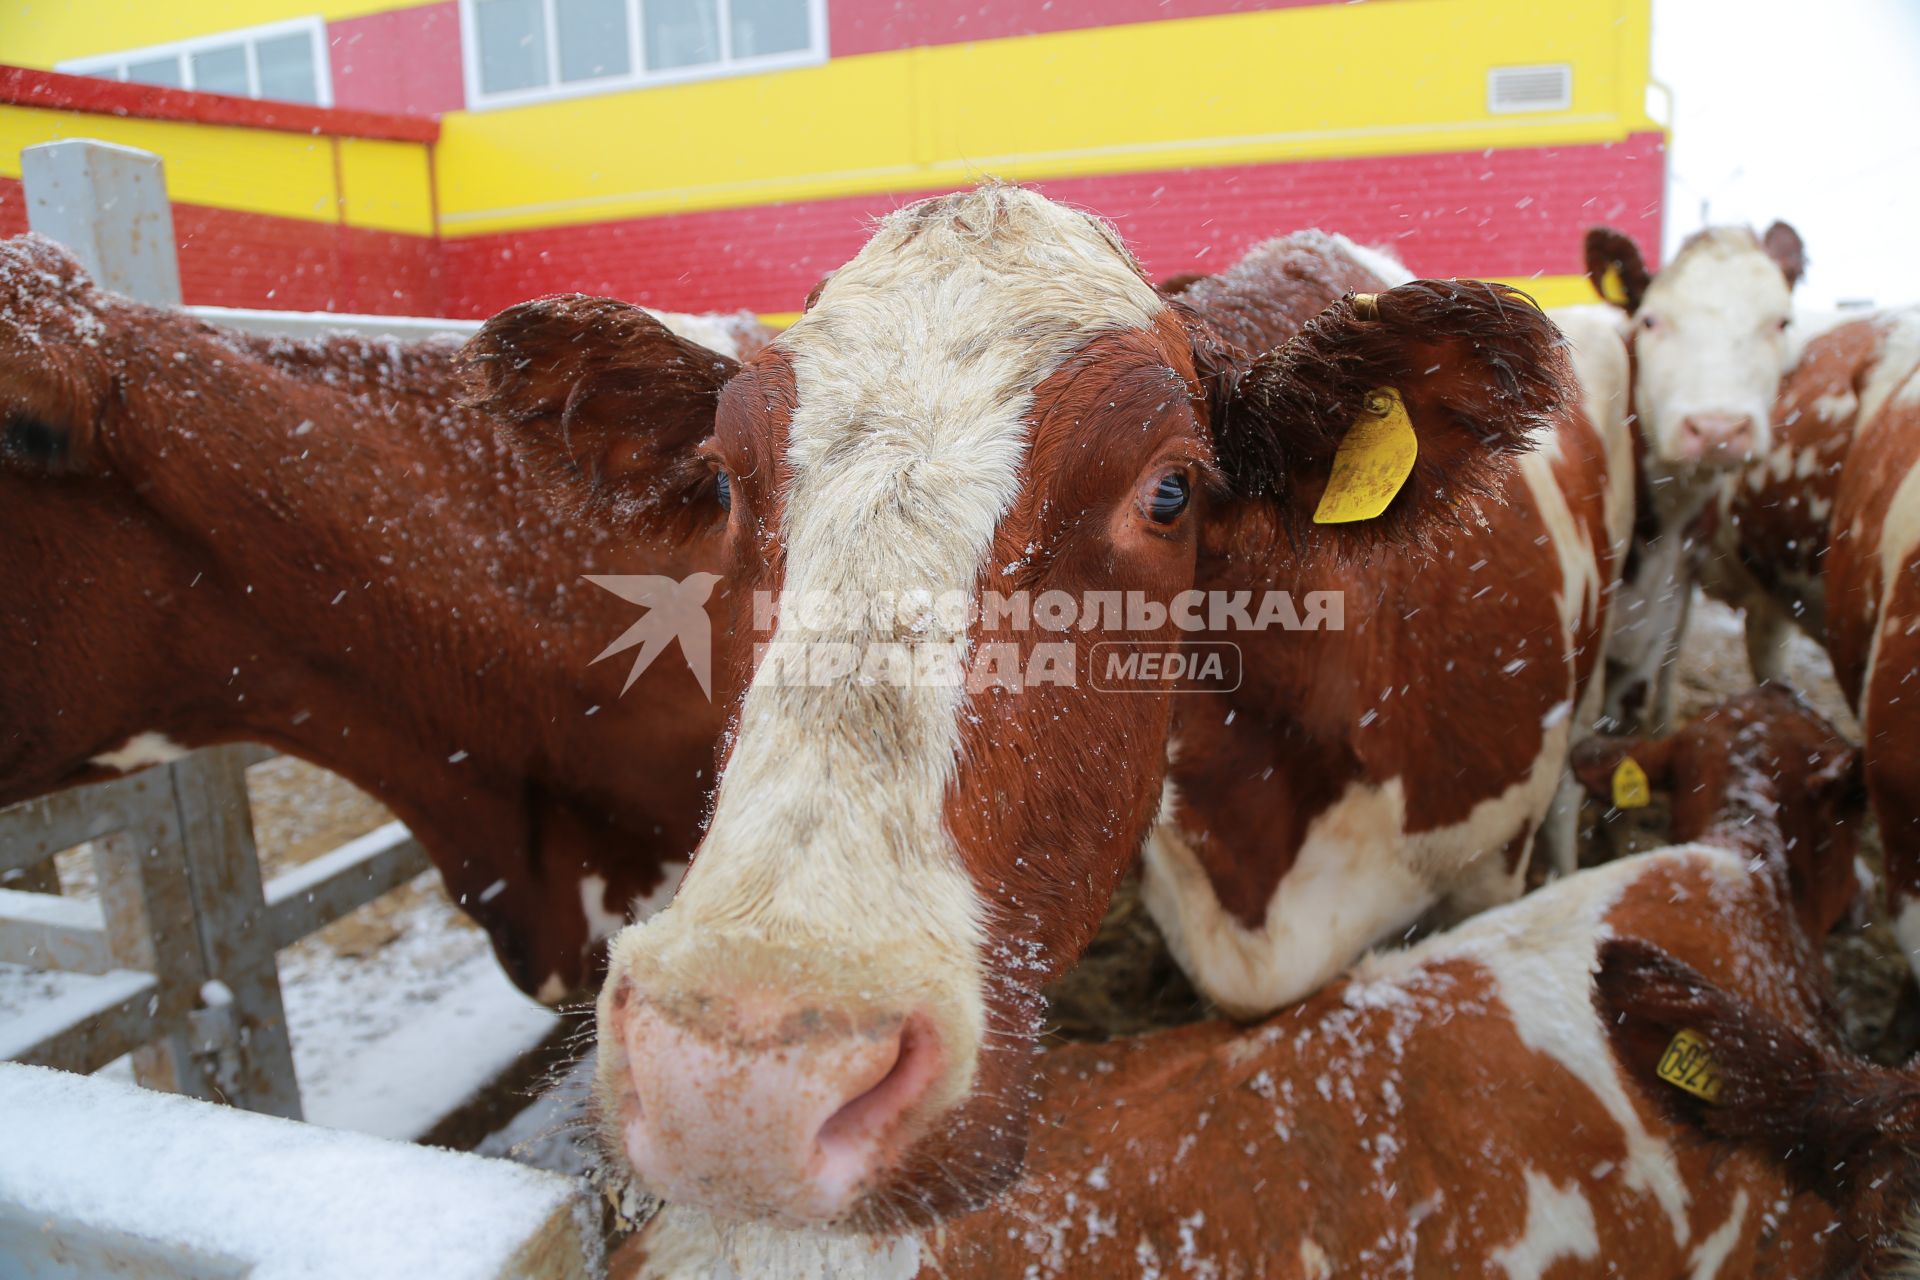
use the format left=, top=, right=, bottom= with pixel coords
left=1585, top=226, right=1651, bottom=312
left=1210, top=279, right=1567, bottom=540
left=460, top=294, right=737, bottom=536
left=1762, top=221, right=1806, bottom=290
left=0, top=233, right=113, bottom=477
left=1568, top=732, right=1677, bottom=803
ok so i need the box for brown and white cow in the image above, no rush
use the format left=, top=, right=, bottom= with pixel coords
left=1575, top=222, right=1806, bottom=731
left=1703, top=308, right=1920, bottom=680
left=624, top=687, right=1865, bottom=1278
left=0, top=232, right=755, bottom=1001
left=1595, top=940, right=1920, bottom=1277
left=1822, top=320, right=1920, bottom=980
left=465, top=185, right=1611, bottom=1229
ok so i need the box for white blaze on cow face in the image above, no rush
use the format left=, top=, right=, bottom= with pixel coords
left=596, top=186, right=1167, bottom=1223
left=1631, top=228, right=1793, bottom=477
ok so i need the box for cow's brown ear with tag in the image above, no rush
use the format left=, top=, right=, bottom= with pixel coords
left=1210, top=278, right=1568, bottom=543
left=1585, top=226, right=1652, bottom=313
left=460, top=294, right=737, bottom=538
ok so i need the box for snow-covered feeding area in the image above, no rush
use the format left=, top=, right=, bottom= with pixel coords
left=0, top=1062, right=599, bottom=1280
left=275, top=876, right=558, bottom=1140
left=0, top=867, right=558, bottom=1142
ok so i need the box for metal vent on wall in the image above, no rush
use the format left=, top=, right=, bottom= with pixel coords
left=1488, top=64, right=1573, bottom=113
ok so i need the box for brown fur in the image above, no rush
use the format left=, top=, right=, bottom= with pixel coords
left=1595, top=939, right=1918, bottom=1278
left=1570, top=684, right=1864, bottom=937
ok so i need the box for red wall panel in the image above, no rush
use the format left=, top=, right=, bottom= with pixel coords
left=328, top=1, right=467, bottom=117
left=441, top=133, right=1667, bottom=317
left=1, top=176, right=441, bottom=314
left=829, top=0, right=1360, bottom=59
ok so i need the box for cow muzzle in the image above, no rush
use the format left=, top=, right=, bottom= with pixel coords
left=1674, top=411, right=1758, bottom=464
left=603, top=973, right=948, bottom=1224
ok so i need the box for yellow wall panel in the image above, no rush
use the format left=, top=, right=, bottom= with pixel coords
left=434, top=52, right=920, bottom=233
left=337, top=136, right=435, bottom=234
left=0, top=0, right=401, bottom=69
left=0, top=104, right=340, bottom=222
left=435, top=0, right=1661, bottom=235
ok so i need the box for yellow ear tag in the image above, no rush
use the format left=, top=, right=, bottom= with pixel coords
left=1599, top=263, right=1631, bottom=307
left=1655, top=1029, right=1724, bottom=1103
left=1312, top=387, right=1418, bottom=525
left=1611, top=756, right=1651, bottom=809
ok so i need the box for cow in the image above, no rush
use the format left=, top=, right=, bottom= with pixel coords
left=0, top=232, right=757, bottom=1002
left=1823, top=319, right=1920, bottom=981
left=620, top=686, right=1866, bottom=1279
left=462, top=183, right=1611, bottom=1231
left=1702, top=308, right=1920, bottom=680
left=1595, top=939, right=1920, bottom=1278
left=1576, top=221, right=1806, bottom=732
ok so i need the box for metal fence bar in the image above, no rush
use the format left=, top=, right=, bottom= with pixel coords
left=0, top=889, right=110, bottom=972
left=170, top=747, right=302, bottom=1118
left=92, top=788, right=215, bottom=1101
left=263, top=822, right=429, bottom=951
left=0, top=969, right=160, bottom=1072
left=0, top=772, right=167, bottom=878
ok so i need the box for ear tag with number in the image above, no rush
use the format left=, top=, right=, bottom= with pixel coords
left=1599, top=263, right=1631, bottom=307
left=1655, top=1029, right=1724, bottom=1102
left=1312, top=387, right=1418, bottom=525
left=1611, top=756, right=1651, bottom=809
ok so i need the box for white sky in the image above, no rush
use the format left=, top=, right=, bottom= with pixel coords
left=1652, top=0, right=1920, bottom=307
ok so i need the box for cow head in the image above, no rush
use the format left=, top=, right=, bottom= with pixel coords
left=1570, top=684, right=1861, bottom=936
left=1586, top=222, right=1803, bottom=480
left=466, top=185, right=1568, bottom=1231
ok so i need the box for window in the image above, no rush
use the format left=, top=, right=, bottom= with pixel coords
left=461, top=0, right=826, bottom=109
left=58, top=17, right=331, bottom=107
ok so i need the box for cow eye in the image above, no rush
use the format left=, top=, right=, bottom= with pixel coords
left=1146, top=471, right=1189, bottom=524
left=714, top=470, right=733, bottom=512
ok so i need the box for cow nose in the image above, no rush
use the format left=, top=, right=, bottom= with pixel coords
left=609, top=986, right=943, bottom=1222
left=1677, top=412, right=1756, bottom=462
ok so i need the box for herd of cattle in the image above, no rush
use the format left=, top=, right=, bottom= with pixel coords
left=4, top=181, right=1920, bottom=1275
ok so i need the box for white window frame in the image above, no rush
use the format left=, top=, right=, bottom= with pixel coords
left=457, top=0, right=828, bottom=112
left=57, top=16, right=334, bottom=109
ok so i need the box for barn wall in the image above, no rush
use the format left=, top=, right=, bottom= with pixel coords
left=0, top=0, right=1665, bottom=320
left=430, top=0, right=1665, bottom=317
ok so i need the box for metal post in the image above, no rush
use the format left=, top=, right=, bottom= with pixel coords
left=171, top=748, right=303, bottom=1118
left=20, top=139, right=183, bottom=306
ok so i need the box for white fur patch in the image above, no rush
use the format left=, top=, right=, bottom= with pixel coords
left=580, top=873, right=628, bottom=944
left=1895, top=897, right=1920, bottom=972
left=1687, top=1191, right=1750, bottom=1280
left=630, top=861, right=687, bottom=923
left=1858, top=310, right=1920, bottom=433
left=90, top=732, right=190, bottom=772
left=1490, top=1169, right=1601, bottom=1280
